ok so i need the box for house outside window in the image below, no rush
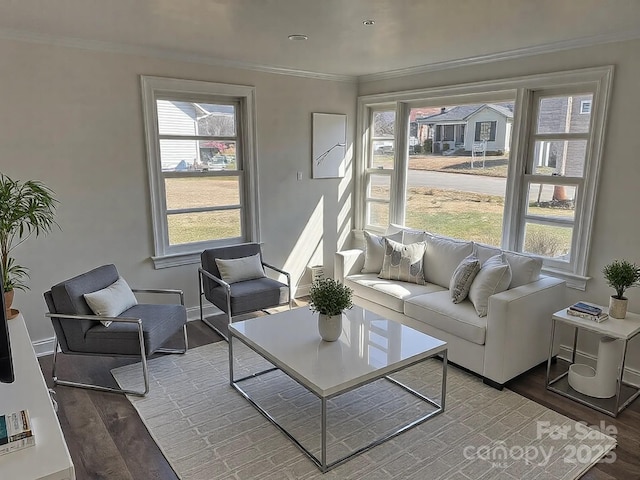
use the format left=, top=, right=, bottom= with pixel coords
left=141, top=76, right=259, bottom=268
left=356, top=67, right=613, bottom=289
left=580, top=100, right=592, bottom=114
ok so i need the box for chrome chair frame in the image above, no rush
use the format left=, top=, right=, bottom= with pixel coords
left=46, top=288, right=188, bottom=397
left=198, top=263, right=292, bottom=341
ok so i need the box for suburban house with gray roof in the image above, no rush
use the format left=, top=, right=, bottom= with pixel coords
left=416, top=103, right=514, bottom=154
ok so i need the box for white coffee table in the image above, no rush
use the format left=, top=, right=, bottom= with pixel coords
left=228, top=306, right=447, bottom=472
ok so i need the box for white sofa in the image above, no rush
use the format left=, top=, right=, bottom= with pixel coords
left=334, top=229, right=566, bottom=388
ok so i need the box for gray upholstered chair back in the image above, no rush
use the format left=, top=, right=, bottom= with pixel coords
left=44, top=264, right=120, bottom=352
left=201, top=243, right=262, bottom=280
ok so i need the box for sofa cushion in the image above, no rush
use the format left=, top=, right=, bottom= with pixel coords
left=474, top=243, right=502, bottom=265
left=468, top=254, right=512, bottom=317
left=475, top=244, right=543, bottom=288
left=503, top=251, right=543, bottom=288
left=361, top=230, right=403, bottom=273
left=385, top=224, right=429, bottom=244
left=378, top=238, right=426, bottom=285
left=404, top=291, right=487, bottom=345
left=344, top=274, right=444, bottom=312
left=449, top=255, right=481, bottom=304
left=424, top=236, right=474, bottom=288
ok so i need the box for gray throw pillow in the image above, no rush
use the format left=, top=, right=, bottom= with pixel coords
left=378, top=238, right=426, bottom=285
left=450, top=254, right=481, bottom=304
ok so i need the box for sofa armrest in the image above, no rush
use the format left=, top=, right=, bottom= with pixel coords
left=483, top=276, right=566, bottom=384
left=334, top=249, right=365, bottom=282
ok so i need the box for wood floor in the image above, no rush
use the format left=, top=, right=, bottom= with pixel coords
left=38, top=317, right=640, bottom=480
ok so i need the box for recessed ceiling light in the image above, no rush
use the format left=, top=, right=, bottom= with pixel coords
left=288, top=34, right=308, bottom=41
left=363, top=20, right=375, bottom=26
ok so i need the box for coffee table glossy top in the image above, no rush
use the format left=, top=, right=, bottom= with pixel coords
left=229, top=306, right=446, bottom=397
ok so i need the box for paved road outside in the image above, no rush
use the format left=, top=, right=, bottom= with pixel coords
left=407, top=170, right=507, bottom=196
left=372, top=170, right=507, bottom=196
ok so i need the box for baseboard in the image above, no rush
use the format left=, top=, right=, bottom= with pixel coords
left=295, top=284, right=311, bottom=298
left=558, top=344, right=640, bottom=387
left=33, top=337, right=57, bottom=357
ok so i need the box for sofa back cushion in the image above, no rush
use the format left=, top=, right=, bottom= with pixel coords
left=503, top=251, right=543, bottom=288
left=475, top=243, right=543, bottom=289
left=424, top=236, right=474, bottom=288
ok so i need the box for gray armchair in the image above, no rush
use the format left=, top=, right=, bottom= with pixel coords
left=44, top=264, right=188, bottom=396
left=199, top=243, right=291, bottom=339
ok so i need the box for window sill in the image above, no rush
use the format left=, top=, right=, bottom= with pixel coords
left=151, top=252, right=202, bottom=269
left=541, top=267, right=590, bottom=291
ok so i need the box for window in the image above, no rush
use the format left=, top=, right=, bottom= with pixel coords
left=475, top=121, right=497, bottom=141
left=141, top=76, right=259, bottom=268
left=356, top=67, right=613, bottom=289
left=580, top=100, right=592, bottom=114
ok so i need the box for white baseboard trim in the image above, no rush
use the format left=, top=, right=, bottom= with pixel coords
left=34, top=337, right=56, bottom=357
left=294, top=284, right=311, bottom=298
left=558, top=344, right=640, bottom=387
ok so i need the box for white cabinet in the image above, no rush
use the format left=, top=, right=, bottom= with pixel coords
left=0, top=314, right=75, bottom=479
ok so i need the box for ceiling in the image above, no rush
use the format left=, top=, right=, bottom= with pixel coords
left=1, top=0, right=640, bottom=78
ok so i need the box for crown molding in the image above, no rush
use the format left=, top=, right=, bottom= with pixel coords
left=2, top=26, right=639, bottom=85
left=358, top=28, right=640, bottom=83
left=0, top=27, right=356, bottom=83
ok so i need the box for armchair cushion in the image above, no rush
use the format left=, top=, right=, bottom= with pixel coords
left=215, top=253, right=266, bottom=284
left=206, top=277, right=287, bottom=316
left=82, top=304, right=187, bottom=355
left=83, top=276, right=138, bottom=326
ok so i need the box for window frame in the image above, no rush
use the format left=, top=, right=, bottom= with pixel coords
left=356, top=66, right=614, bottom=289
left=141, top=76, right=260, bottom=268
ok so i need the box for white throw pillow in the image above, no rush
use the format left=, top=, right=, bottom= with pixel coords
left=450, top=254, right=481, bottom=304
left=468, top=254, right=512, bottom=317
left=84, top=276, right=138, bottom=327
left=361, top=230, right=403, bottom=273
left=424, top=236, right=474, bottom=288
left=378, top=238, right=426, bottom=285
left=215, top=253, right=266, bottom=284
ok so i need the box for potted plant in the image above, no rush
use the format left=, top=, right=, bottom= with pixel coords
left=308, top=277, right=353, bottom=341
left=602, top=259, right=640, bottom=319
left=0, top=174, right=58, bottom=318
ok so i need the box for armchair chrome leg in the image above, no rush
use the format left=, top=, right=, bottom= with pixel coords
left=52, top=354, right=150, bottom=397
left=202, top=316, right=230, bottom=342
left=51, top=322, right=151, bottom=397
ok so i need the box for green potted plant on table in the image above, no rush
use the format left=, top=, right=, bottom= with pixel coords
left=602, top=259, right=640, bottom=319
left=309, top=277, right=353, bottom=342
left=0, top=174, right=58, bottom=318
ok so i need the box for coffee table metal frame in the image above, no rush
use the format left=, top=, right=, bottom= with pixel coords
left=228, top=318, right=447, bottom=473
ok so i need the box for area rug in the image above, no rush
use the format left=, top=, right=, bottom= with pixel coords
left=112, top=342, right=616, bottom=480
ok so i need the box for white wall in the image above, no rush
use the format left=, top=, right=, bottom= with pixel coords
left=359, top=38, right=640, bottom=373
left=0, top=38, right=357, bottom=345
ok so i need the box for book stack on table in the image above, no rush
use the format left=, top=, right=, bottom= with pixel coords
left=567, top=302, right=609, bottom=323
left=0, top=410, right=35, bottom=456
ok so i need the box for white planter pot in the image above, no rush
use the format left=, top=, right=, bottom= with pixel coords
left=318, top=313, right=342, bottom=342
left=609, top=296, right=628, bottom=319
